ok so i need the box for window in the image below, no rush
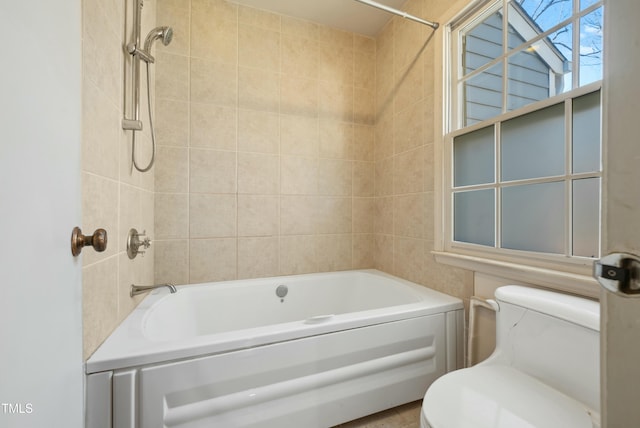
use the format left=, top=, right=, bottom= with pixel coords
left=451, top=0, right=603, bottom=128
left=445, top=0, right=603, bottom=267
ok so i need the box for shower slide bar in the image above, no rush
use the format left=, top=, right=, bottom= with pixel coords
left=122, top=0, right=173, bottom=172
left=353, top=0, right=439, bottom=30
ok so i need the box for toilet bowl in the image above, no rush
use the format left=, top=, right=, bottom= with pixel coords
left=421, top=286, right=600, bottom=428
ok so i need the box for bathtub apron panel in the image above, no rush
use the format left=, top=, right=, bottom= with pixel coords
left=126, top=315, right=445, bottom=427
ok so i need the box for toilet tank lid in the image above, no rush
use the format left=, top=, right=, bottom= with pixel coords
left=495, top=286, right=600, bottom=331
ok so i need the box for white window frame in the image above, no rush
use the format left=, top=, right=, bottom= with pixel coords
left=436, top=0, right=604, bottom=295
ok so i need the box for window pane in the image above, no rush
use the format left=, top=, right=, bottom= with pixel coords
left=463, top=62, right=503, bottom=126
left=502, top=181, right=565, bottom=253
left=507, top=28, right=571, bottom=111
left=573, top=90, right=601, bottom=173
left=454, top=190, right=495, bottom=247
left=462, top=8, right=504, bottom=76
left=573, top=178, right=600, bottom=257
left=511, top=0, right=573, bottom=34
left=579, top=7, right=603, bottom=86
left=454, top=126, right=495, bottom=187
left=581, top=0, right=600, bottom=11
left=501, top=103, right=565, bottom=181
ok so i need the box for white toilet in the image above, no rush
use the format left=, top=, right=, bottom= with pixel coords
left=421, top=285, right=600, bottom=428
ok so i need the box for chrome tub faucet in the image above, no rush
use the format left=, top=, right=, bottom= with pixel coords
left=130, top=283, right=177, bottom=297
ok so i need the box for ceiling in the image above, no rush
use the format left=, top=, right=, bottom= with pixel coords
left=230, top=0, right=408, bottom=37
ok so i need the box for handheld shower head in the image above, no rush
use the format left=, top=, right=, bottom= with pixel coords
left=143, top=26, right=173, bottom=53
left=130, top=26, right=173, bottom=64
left=161, top=27, right=174, bottom=46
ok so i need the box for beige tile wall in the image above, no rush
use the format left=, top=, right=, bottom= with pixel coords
left=373, top=0, right=473, bottom=305
left=81, top=0, right=155, bottom=358
left=80, top=0, right=474, bottom=360
left=154, top=0, right=376, bottom=284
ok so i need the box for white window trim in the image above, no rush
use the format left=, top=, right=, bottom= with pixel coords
left=432, top=251, right=600, bottom=298
left=435, top=0, right=603, bottom=297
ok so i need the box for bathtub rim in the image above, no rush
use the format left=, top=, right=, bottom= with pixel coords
left=85, top=269, right=463, bottom=374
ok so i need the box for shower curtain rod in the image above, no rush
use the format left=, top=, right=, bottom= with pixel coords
left=353, top=0, right=439, bottom=30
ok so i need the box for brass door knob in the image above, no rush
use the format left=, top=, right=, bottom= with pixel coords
left=71, top=227, right=108, bottom=256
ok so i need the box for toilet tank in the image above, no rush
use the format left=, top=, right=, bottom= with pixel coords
left=484, top=286, right=600, bottom=414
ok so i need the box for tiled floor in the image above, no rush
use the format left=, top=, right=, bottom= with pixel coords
left=333, top=400, right=422, bottom=428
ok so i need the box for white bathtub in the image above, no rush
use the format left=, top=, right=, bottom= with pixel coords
left=86, top=269, right=464, bottom=428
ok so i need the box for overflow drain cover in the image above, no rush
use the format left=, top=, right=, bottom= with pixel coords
left=276, top=284, right=288, bottom=299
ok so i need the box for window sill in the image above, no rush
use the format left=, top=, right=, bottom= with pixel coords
left=432, top=251, right=600, bottom=299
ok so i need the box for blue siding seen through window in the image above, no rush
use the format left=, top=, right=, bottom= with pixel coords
left=461, top=6, right=573, bottom=125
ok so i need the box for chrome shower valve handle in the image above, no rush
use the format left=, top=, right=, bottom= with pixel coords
left=127, top=228, right=152, bottom=259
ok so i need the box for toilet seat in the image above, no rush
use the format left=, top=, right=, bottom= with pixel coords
left=422, top=365, right=598, bottom=428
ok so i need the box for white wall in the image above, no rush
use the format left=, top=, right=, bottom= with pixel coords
left=0, top=1, right=83, bottom=426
